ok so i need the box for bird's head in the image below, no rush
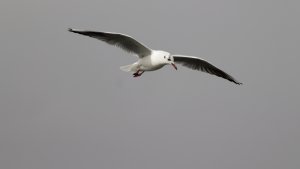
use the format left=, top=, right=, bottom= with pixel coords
left=158, top=51, right=177, bottom=70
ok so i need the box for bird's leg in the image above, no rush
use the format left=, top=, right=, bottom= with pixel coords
left=133, top=70, right=144, bottom=77
left=133, top=70, right=140, bottom=77
left=138, top=71, right=145, bottom=76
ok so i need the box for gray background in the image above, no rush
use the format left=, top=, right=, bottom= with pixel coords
left=1, top=0, right=299, bottom=169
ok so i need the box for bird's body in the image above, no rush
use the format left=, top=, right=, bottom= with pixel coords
left=69, top=28, right=242, bottom=84
left=137, top=50, right=170, bottom=71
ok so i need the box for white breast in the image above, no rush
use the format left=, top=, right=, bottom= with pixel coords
left=138, top=51, right=166, bottom=71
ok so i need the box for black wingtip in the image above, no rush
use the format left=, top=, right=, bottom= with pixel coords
left=68, top=28, right=85, bottom=35
left=234, top=81, right=243, bottom=85
left=68, top=28, right=74, bottom=32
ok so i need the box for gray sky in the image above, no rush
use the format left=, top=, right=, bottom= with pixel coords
left=1, top=0, right=299, bottom=169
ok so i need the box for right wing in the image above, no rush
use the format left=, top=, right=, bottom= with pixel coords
left=69, top=28, right=152, bottom=58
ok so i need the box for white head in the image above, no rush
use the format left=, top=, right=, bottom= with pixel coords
left=155, top=50, right=177, bottom=70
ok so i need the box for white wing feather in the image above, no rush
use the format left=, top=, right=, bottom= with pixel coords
left=69, top=29, right=152, bottom=58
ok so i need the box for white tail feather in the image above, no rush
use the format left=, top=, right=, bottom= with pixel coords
left=120, top=63, right=138, bottom=72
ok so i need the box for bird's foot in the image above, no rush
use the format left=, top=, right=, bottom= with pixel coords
left=133, top=70, right=144, bottom=77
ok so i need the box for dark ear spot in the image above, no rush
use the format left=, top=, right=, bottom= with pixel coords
left=164, top=56, right=166, bottom=59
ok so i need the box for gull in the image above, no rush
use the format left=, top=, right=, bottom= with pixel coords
left=68, top=28, right=242, bottom=84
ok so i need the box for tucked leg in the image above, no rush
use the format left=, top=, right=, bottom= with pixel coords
left=133, top=70, right=144, bottom=77
left=138, top=71, right=145, bottom=76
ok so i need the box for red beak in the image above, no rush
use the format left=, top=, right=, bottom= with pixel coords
left=171, top=63, right=177, bottom=70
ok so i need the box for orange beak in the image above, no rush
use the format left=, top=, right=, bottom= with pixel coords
left=171, top=63, right=177, bottom=70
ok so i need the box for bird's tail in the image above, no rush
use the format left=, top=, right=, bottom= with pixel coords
left=120, top=63, right=138, bottom=72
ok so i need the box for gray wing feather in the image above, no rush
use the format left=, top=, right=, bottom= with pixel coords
left=69, top=28, right=152, bottom=57
left=173, top=55, right=242, bottom=85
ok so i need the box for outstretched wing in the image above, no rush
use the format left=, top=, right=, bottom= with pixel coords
left=69, top=28, right=152, bottom=58
left=173, top=55, right=242, bottom=85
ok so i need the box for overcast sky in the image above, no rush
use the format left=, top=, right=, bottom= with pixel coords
left=1, top=0, right=299, bottom=169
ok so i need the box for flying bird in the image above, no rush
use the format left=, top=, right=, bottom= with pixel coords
left=68, top=28, right=242, bottom=85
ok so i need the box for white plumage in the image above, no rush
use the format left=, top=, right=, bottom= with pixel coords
left=69, top=28, right=242, bottom=84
